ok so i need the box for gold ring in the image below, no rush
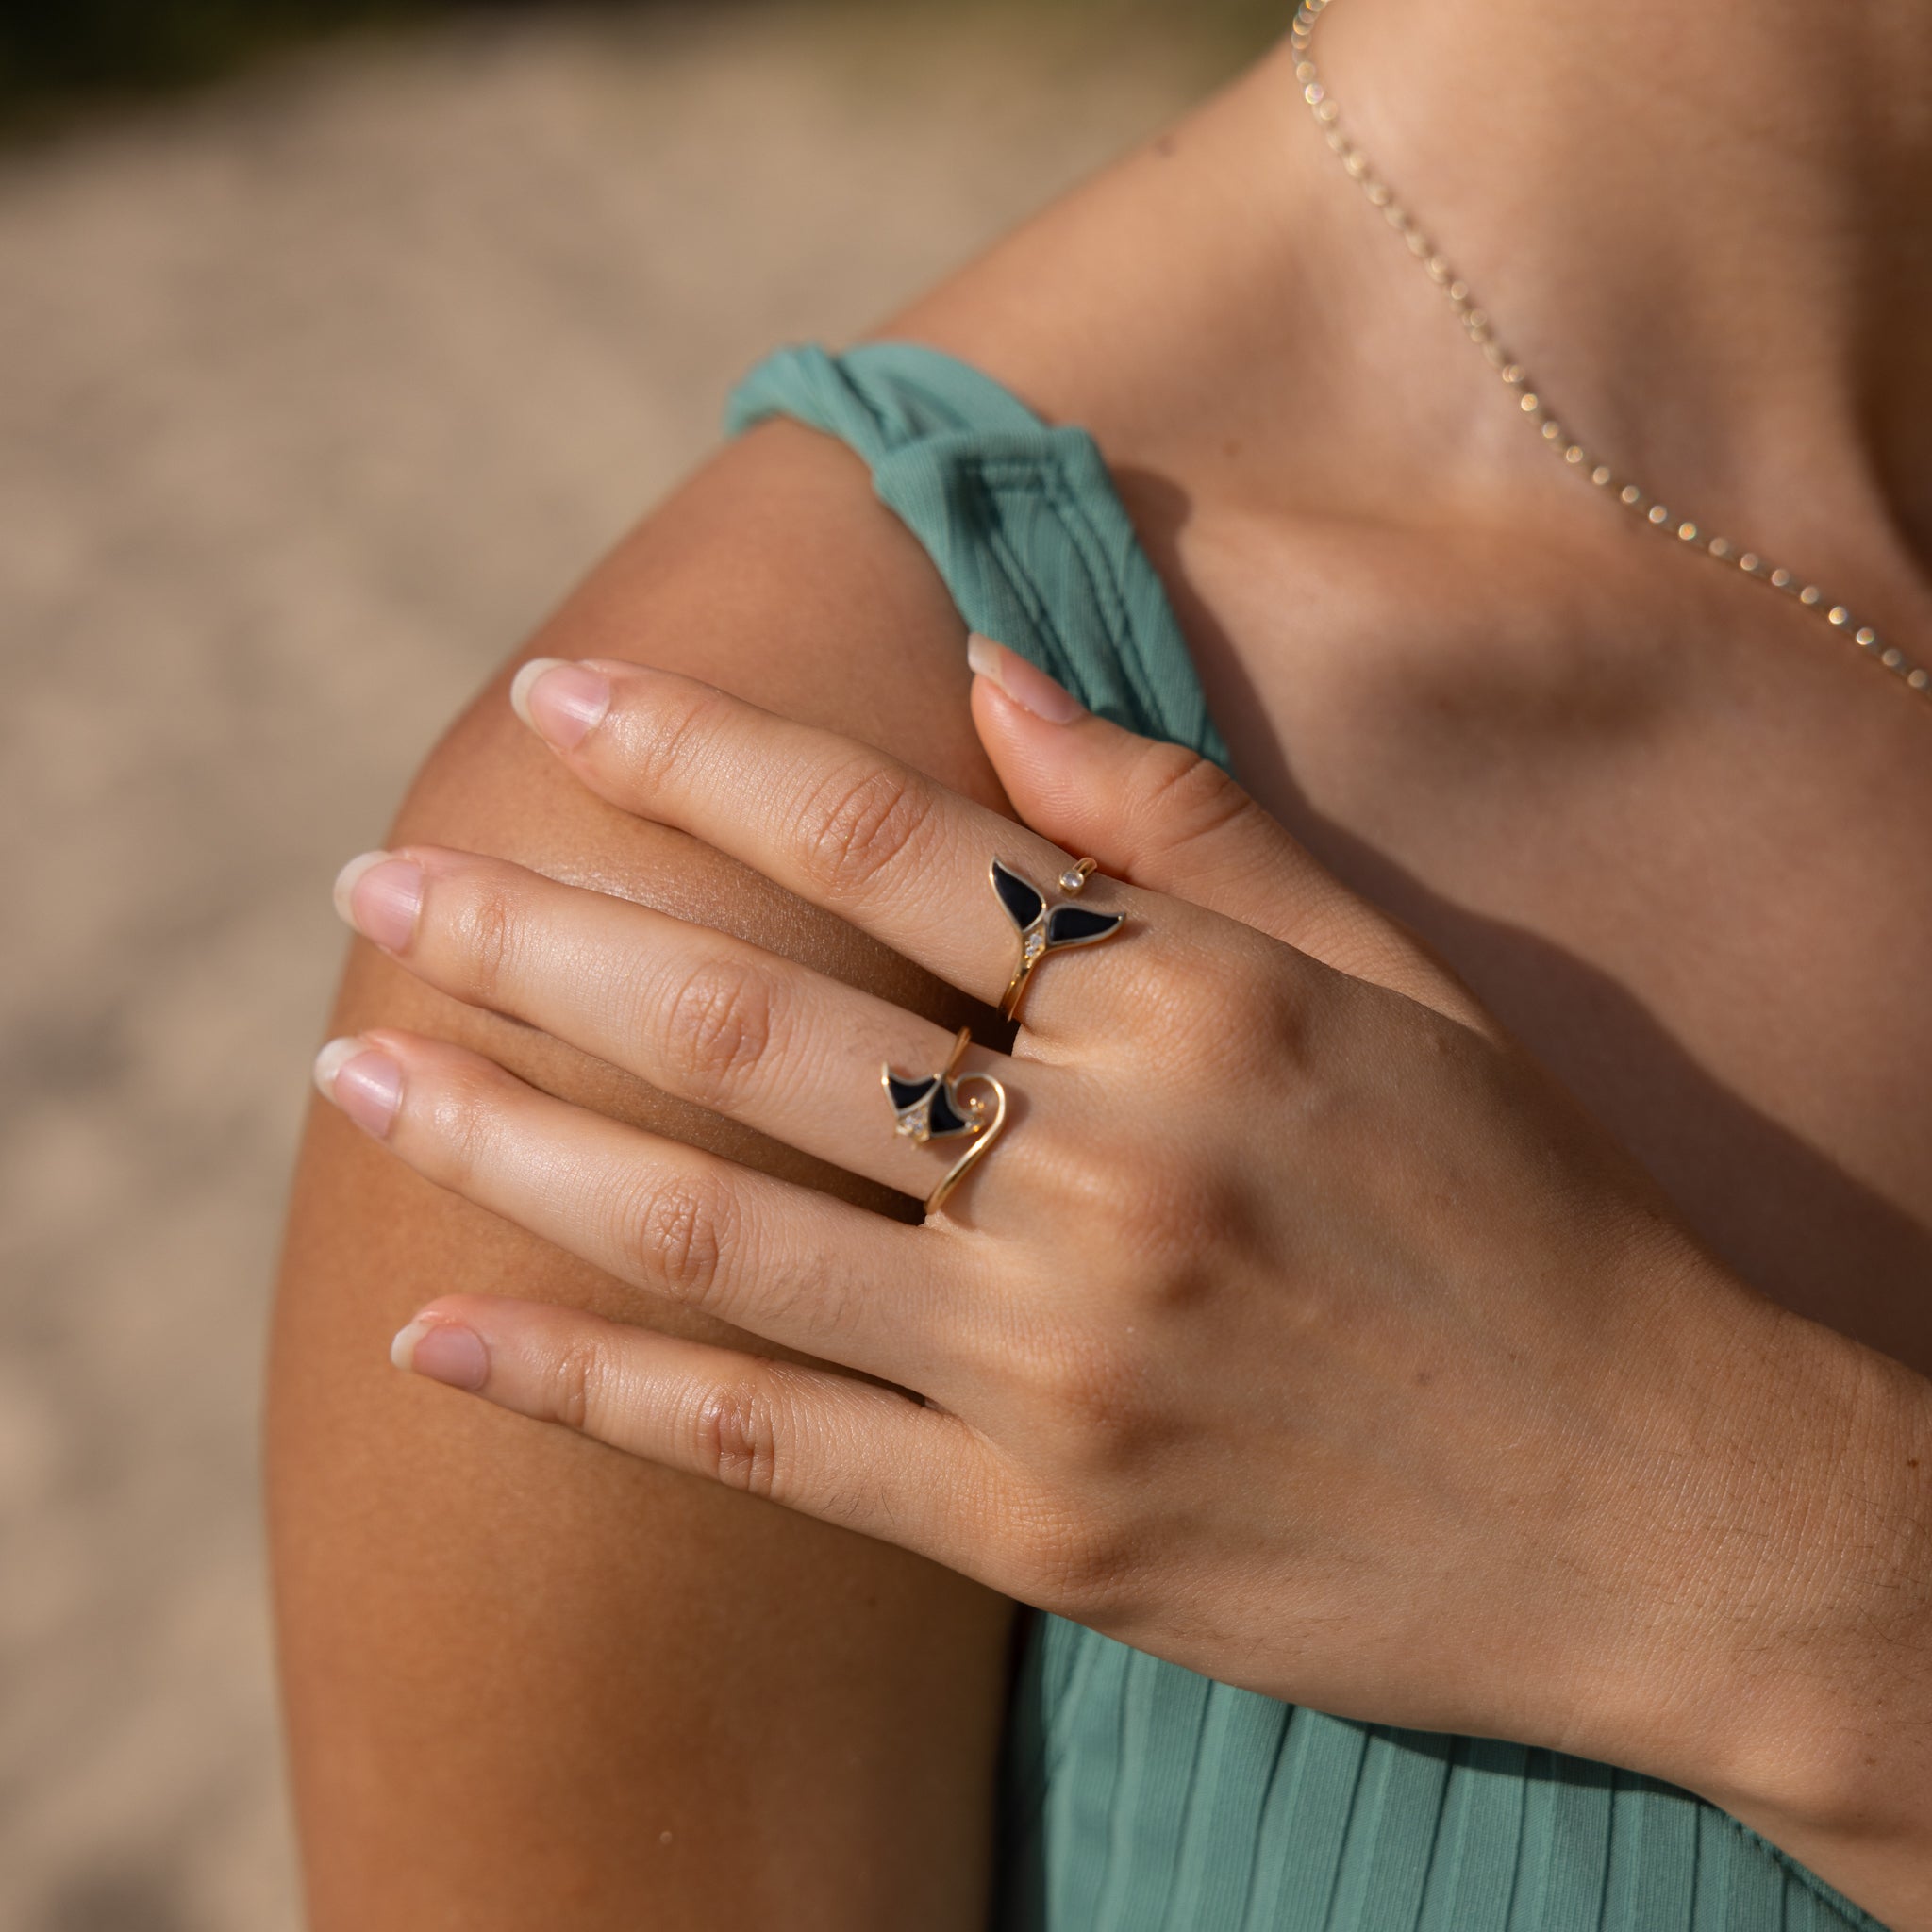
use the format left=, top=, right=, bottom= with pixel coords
left=991, top=857, right=1124, bottom=1023
left=882, top=1025, right=1008, bottom=1215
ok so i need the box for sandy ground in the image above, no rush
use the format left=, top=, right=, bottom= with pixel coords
left=0, top=7, right=1233, bottom=1926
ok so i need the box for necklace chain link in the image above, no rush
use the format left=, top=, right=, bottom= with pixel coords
left=1290, top=0, right=1932, bottom=707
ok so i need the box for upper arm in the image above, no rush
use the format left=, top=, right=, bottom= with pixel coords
left=267, top=420, right=1019, bottom=1931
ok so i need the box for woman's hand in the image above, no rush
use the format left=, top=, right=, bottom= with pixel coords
left=313, top=638, right=1922, bottom=1826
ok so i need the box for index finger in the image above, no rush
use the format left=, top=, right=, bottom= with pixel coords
left=511, top=656, right=1147, bottom=1038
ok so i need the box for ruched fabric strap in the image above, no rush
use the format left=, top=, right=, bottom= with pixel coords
left=728, top=341, right=1228, bottom=771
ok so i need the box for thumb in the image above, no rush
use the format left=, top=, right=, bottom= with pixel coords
left=966, top=634, right=1491, bottom=1025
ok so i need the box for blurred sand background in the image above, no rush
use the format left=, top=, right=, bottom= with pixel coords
left=0, top=5, right=1266, bottom=1925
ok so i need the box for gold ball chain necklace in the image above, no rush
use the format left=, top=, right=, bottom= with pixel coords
left=1290, top=0, right=1932, bottom=707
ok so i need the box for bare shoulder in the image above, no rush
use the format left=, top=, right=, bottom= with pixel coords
left=269, top=418, right=1016, bottom=1931
left=416, top=414, right=1011, bottom=876
left=271, top=44, right=1329, bottom=1915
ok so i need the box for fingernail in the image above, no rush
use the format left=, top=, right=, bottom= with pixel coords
left=332, top=851, right=424, bottom=952
left=391, top=1314, right=490, bottom=1390
left=510, top=658, right=610, bottom=749
left=967, top=632, right=1086, bottom=724
left=312, top=1037, right=404, bottom=1140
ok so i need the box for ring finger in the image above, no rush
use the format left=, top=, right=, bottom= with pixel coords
left=334, top=841, right=1045, bottom=1203
left=313, top=1027, right=972, bottom=1389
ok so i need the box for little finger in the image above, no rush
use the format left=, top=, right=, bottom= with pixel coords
left=390, top=1292, right=997, bottom=1566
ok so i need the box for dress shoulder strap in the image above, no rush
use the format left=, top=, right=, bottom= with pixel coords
left=725, top=341, right=1228, bottom=770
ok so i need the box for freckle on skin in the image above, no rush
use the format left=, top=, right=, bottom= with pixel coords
left=1154, top=134, right=1177, bottom=158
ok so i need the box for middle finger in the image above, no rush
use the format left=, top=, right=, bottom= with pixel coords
left=334, top=842, right=1046, bottom=1203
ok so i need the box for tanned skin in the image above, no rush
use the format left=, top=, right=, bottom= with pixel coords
left=270, top=425, right=1022, bottom=1929
left=273, top=7, right=1932, bottom=1923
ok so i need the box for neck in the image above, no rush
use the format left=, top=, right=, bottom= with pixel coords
left=1306, top=0, right=1932, bottom=567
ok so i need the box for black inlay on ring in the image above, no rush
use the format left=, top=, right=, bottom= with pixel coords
left=925, top=1084, right=973, bottom=1137
left=991, top=859, right=1046, bottom=931
left=885, top=1074, right=939, bottom=1113
left=1045, top=905, right=1125, bottom=948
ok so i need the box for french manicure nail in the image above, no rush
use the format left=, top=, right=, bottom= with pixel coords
left=966, top=632, right=1086, bottom=724
left=510, top=658, right=611, bottom=749
left=333, top=851, right=424, bottom=952
left=312, top=1037, right=404, bottom=1139
left=391, top=1315, right=490, bottom=1390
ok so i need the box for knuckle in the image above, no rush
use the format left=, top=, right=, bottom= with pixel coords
left=691, top=1373, right=784, bottom=1498
left=1049, top=1338, right=1142, bottom=1439
left=621, top=679, right=722, bottom=795
left=1205, top=943, right=1311, bottom=1073
left=1051, top=1524, right=1142, bottom=1616
left=1128, top=739, right=1258, bottom=853
left=1132, top=930, right=1303, bottom=1081
left=541, top=1334, right=602, bottom=1433
left=1004, top=1489, right=1139, bottom=1616
left=447, top=875, right=523, bottom=1006
left=621, top=1171, right=734, bottom=1311
left=989, top=1359, right=1161, bottom=1618
left=1009, top=1306, right=1146, bottom=1451
left=793, top=757, right=941, bottom=901
left=1042, top=1123, right=1196, bottom=1253
left=1233, top=944, right=1338, bottom=1085
left=651, top=955, right=782, bottom=1110
left=1257, top=973, right=1318, bottom=1074
left=1041, top=1129, right=1240, bottom=1306
left=1056, top=1151, right=1158, bottom=1241
left=423, top=1056, right=510, bottom=1189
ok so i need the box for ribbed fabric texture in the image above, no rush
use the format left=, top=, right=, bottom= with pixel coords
left=724, top=341, right=1885, bottom=1932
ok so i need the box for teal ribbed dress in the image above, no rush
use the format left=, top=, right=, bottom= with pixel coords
left=724, top=341, right=1886, bottom=1932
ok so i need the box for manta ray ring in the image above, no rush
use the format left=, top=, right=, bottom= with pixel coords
left=882, top=1026, right=1008, bottom=1216
left=991, top=856, right=1126, bottom=1023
